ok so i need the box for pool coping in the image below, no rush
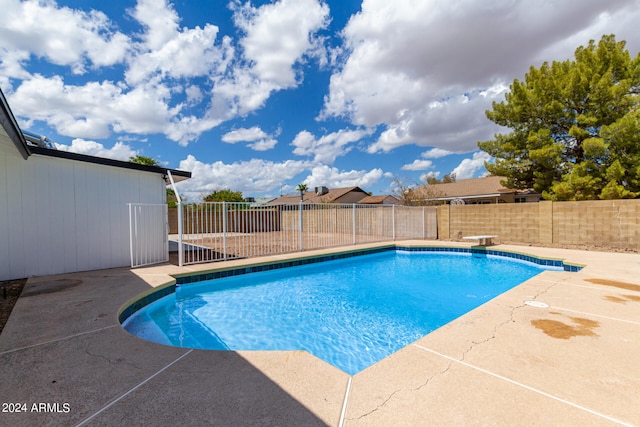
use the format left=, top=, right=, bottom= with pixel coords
left=1, top=240, right=639, bottom=426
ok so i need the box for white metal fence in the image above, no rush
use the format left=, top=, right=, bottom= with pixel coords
left=128, top=203, right=169, bottom=268
left=173, top=202, right=437, bottom=266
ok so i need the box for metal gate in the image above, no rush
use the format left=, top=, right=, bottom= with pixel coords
left=128, top=203, right=169, bottom=268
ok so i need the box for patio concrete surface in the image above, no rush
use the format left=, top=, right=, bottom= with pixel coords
left=1, top=241, right=639, bottom=426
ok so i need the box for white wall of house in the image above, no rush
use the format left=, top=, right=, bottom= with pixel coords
left=0, top=142, right=166, bottom=280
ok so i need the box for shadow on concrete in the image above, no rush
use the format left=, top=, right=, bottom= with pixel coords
left=0, top=268, right=328, bottom=426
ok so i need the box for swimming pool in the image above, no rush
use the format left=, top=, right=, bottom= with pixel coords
left=122, top=247, right=575, bottom=375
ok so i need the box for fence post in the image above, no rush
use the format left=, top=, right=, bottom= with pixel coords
left=223, top=202, right=228, bottom=261
left=352, top=204, right=357, bottom=245
left=392, top=204, right=396, bottom=241
left=298, top=201, right=303, bottom=251
left=422, top=206, right=426, bottom=239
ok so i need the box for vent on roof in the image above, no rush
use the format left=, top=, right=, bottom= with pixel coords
left=22, top=130, right=57, bottom=150
left=315, top=186, right=329, bottom=195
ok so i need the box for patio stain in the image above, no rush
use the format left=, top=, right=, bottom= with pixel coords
left=531, top=316, right=600, bottom=339
left=585, top=278, right=640, bottom=292
left=20, top=279, right=83, bottom=297
left=603, top=294, right=640, bottom=304
left=285, top=350, right=307, bottom=364
left=603, top=295, right=628, bottom=304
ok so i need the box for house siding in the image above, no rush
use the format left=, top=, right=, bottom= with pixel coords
left=0, top=150, right=165, bottom=280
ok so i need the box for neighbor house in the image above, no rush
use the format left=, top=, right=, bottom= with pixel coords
left=269, top=186, right=371, bottom=204
left=357, top=194, right=401, bottom=205
left=0, top=87, right=191, bottom=280
left=415, top=176, right=541, bottom=205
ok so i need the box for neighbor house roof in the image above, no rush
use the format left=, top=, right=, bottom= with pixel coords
left=418, top=176, right=516, bottom=200
left=418, top=176, right=533, bottom=200
left=0, top=86, right=191, bottom=184
left=269, top=186, right=369, bottom=204
left=357, top=195, right=400, bottom=205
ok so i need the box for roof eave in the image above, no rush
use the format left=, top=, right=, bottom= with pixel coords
left=0, top=87, right=31, bottom=159
left=430, top=193, right=512, bottom=200
left=29, top=146, right=191, bottom=182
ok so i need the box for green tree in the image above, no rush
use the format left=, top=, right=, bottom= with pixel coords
left=479, top=35, right=640, bottom=200
left=296, top=183, right=308, bottom=201
left=129, top=155, right=159, bottom=166
left=203, top=189, right=245, bottom=203
left=166, top=188, right=184, bottom=208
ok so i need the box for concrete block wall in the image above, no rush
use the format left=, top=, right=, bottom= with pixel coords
left=438, top=199, right=640, bottom=250
left=552, top=200, right=640, bottom=249
left=447, top=203, right=540, bottom=242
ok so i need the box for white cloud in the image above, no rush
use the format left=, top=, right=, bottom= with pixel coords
left=4, top=0, right=640, bottom=183
left=9, top=75, right=176, bottom=138
left=54, top=139, right=138, bottom=161
left=185, top=85, right=204, bottom=105
left=0, top=48, right=31, bottom=85
left=232, top=0, right=329, bottom=87
left=0, top=0, right=129, bottom=74
left=366, top=89, right=506, bottom=153
left=421, top=148, right=453, bottom=159
left=125, top=0, right=231, bottom=86
left=176, top=154, right=313, bottom=199
left=130, top=0, right=179, bottom=50
left=324, top=0, right=640, bottom=154
left=303, top=165, right=383, bottom=190
left=401, top=159, right=433, bottom=171
left=451, top=151, right=492, bottom=180
left=210, top=0, right=330, bottom=117
left=222, top=126, right=268, bottom=143
left=221, top=126, right=278, bottom=151
left=1, top=0, right=230, bottom=145
left=292, top=128, right=370, bottom=164
left=248, top=138, right=277, bottom=151
left=7, top=73, right=223, bottom=146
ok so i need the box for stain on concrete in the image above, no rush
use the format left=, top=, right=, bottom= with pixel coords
left=21, top=279, right=83, bottom=297
left=531, top=316, right=599, bottom=339
left=603, top=294, right=640, bottom=304
left=585, top=278, right=640, bottom=292
left=89, top=313, right=109, bottom=322
left=603, top=295, right=628, bottom=304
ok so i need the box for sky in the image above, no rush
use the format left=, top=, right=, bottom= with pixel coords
left=1, top=0, right=639, bottom=201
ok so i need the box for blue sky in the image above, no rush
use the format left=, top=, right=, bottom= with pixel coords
left=1, top=0, right=639, bottom=200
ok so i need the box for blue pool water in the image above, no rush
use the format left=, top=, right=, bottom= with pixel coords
left=123, top=250, right=557, bottom=374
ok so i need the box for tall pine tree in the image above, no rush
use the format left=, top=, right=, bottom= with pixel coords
left=479, top=35, right=640, bottom=200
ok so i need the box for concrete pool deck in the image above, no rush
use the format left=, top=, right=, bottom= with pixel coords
left=1, top=241, right=639, bottom=426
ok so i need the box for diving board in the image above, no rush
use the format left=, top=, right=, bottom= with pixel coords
left=463, top=235, right=497, bottom=246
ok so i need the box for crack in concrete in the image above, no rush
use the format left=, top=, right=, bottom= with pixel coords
left=349, top=361, right=453, bottom=422
left=350, top=278, right=568, bottom=422
left=84, top=348, right=143, bottom=370
left=459, top=279, right=562, bottom=362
